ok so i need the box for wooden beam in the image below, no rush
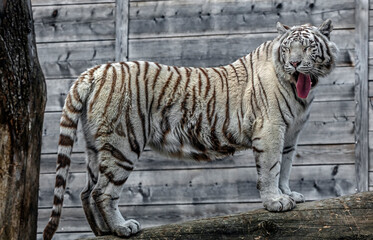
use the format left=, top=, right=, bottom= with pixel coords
left=77, top=192, right=373, bottom=240
left=355, top=0, right=369, bottom=192
left=115, top=0, right=129, bottom=62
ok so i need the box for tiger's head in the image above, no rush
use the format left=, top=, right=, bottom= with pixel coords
left=276, top=19, right=339, bottom=99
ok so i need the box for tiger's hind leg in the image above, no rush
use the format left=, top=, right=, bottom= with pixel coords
left=91, top=137, right=141, bottom=237
left=80, top=146, right=111, bottom=236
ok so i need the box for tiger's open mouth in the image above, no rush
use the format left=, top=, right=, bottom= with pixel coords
left=293, top=71, right=318, bottom=99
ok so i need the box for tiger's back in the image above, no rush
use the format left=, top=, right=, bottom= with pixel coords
left=43, top=20, right=338, bottom=239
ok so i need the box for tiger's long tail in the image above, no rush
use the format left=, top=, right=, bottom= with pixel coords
left=43, top=67, right=97, bottom=240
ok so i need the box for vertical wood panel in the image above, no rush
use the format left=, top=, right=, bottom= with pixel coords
left=355, top=0, right=369, bottom=192
left=115, top=0, right=129, bottom=61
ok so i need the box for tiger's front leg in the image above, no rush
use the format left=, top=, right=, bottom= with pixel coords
left=279, top=137, right=305, bottom=203
left=252, top=122, right=296, bottom=212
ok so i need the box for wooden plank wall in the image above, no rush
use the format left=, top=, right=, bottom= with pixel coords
left=33, top=0, right=358, bottom=239
left=368, top=0, right=373, bottom=192
left=355, top=0, right=369, bottom=192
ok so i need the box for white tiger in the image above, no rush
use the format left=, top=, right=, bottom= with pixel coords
left=43, top=20, right=338, bottom=239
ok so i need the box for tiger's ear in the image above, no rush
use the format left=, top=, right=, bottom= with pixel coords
left=276, top=22, right=290, bottom=35
left=318, top=19, right=333, bottom=39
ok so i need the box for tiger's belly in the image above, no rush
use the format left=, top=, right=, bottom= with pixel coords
left=147, top=122, right=246, bottom=161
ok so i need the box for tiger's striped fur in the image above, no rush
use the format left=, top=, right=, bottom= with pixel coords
left=43, top=20, right=338, bottom=239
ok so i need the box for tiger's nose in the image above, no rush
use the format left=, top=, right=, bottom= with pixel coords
left=290, top=61, right=301, bottom=68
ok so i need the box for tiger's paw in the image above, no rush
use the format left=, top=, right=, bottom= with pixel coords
left=289, top=191, right=305, bottom=203
left=263, top=194, right=296, bottom=212
left=112, top=219, right=141, bottom=237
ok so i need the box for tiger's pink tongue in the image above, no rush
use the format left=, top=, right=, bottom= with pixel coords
left=296, top=73, right=311, bottom=99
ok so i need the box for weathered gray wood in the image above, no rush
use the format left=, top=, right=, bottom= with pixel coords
left=37, top=30, right=353, bottom=79
left=355, top=0, right=369, bottom=192
left=37, top=202, right=264, bottom=235
left=298, top=120, right=354, bottom=145
left=367, top=98, right=373, bottom=130
left=33, top=4, right=115, bottom=43
left=45, top=78, right=75, bottom=111
left=128, top=30, right=354, bottom=68
left=129, top=0, right=354, bottom=38
left=31, top=0, right=114, bottom=5
left=76, top=192, right=373, bottom=240
left=37, top=232, right=95, bottom=240
left=37, top=40, right=115, bottom=79
left=115, top=0, right=129, bottom=61
left=38, top=164, right=356, bottom=208
left=368, top=131, right=373, bottom=171
left=32, top=1, right=354, bottom=43
left=369, top=82, right=373, bottom=96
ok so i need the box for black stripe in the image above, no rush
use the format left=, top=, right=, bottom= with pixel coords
left=102, top=65, right=116, bottom=117
left=250, top=93, right=256, bottom=118
left=124, top=67, right=141, bottom=157
left=89, top=64, right=111, bottom=112
left=252, top=146, right=264, bottom=153
left=171, top=69, right=182, bottom=99
left=51, top=210, right=61, bottom=218
left=212, top=68, right=224, bottom=91
left=283, top=146, right=295, bottom=154
left=60, top=113, right=77, bottom=129
left=106, top=172, right=128, bottom=186
left=115, top=161, right=134, bottom=171
left=65, top=94, right=82, bottom=114
left=199, top=68, right=210, bottom=98
left=239, top=58, right=248, bottom=82
left=274, top=93, right=289, bottom=127
left=55, top=175, right=66, bottom=188
left=152, top=63, right=162, bottom=89
left=256, top=74, right=269, bottom=117
left=87, top=165, right=97, bottom=184
left=134, top=61, right=147, bottom=147
left=191, top=86, right=196, bottom=115
left=111, top=64, right=127, bottom=125
left=144, top=62, right=149, bottom=110
left=277, top=86, right=294, bottom=118
left=290, top=82, right=306, bottom=108
left=265, top=41, right=270, bottom=60
left=257, top=75, right=268, bottom=105
left=198, top=72, right=202, bottom=96
left=230, top=64, right=239, bottom=82
left=53, top=196, right=63, bottom=205
left=237, top=111, right=242, bottom=133
left=157, top=72, right=173, bottom=110
left=100, top=143, right=134, bottom=165
left=249, top=54, right=260, bottom=115
left=56, top=154, right=71, bottom=170
left=58, top=134, right=74, bottom=146
left=270, top=161, right=279, bottom=171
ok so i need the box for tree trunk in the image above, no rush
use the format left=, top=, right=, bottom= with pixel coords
left=80, top=192, right=373, bottom=240
left=0, top=1, right=46, bottom=240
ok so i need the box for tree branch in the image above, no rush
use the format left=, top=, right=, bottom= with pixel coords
left=79, top=192, right=373, bottom=240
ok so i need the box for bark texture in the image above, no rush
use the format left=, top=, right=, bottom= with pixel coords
left=79, top=192, right=373, bottom=240
left=0, top=1, right=46, bottom=239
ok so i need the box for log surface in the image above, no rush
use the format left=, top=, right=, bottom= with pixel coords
left=79, top=192, right=373, bottom=240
